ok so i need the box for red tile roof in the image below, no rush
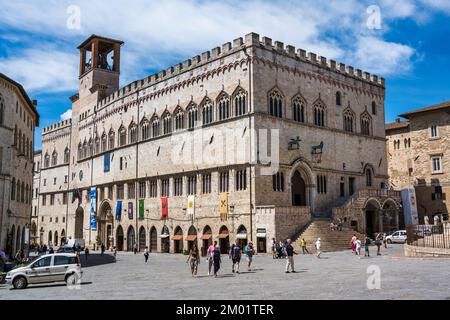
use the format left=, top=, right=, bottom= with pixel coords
left=399, top=100, right=450, bottom=119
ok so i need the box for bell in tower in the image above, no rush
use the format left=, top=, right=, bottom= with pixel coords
left=77, top=35, right=124, bottom=100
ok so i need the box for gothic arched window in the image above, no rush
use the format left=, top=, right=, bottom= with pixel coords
left=118, top=126, right=127, bottom=146
left=313, top=99, right=326, bottom=127
left=343, top=108, right=354, bottom=133
left=101, top=132, right=107, bottom=152
left=64, top=147, right=70, bottom=163
left=268, top=89, right=283, bottom=118
left=217, top=93, right=230, bottom=120
left=152, top=117, right=160, bottom=137
left=141, top=118, right=150, bottom=140
left=336, top=91, right=342, bottom=106
left=234, top=89, right=247, bottom=116
left=44, top=152, right=50, bottom=167
left=174, top=108, right=185, bottom=131
left=187, top=104, right=198, bottom=129
left=201, top=99, right=213, bottom=125
left=292, top=96, right=305, bottom=123
left=108, top=129, right=115, bottom=149
left=361, top=112, right=372, bottom=136
left=51, top=150, right=58, bottom=166
left=128, top=122, right=137, bottom=144
left=163, top=112, right=172, bottom=135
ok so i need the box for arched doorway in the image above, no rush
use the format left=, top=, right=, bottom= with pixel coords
left=116, top=225, right=124, bottom=251
left=75, top=207, right=84, bottom=239
left=236, top=225, right=248, bottom=249
left=16, top=226, right=21, bottom=253
left=61, top=229, right=66, bottom=245
left=291, top=171, right=306, bottom=206
left=139, top=226, right=146, bottom=251
left=187, top=226, right=198, bottom=251
left=54, top=231, right=59, bottom=247
left=218, top=226, right=230, bottom=254
left=201, top=225, right=212, bottom=257
left=365, top=199, right=381, bottom=238
left=161, top=225, right=170, bottom=253
left=127, top=226, right=135, bottom=251
left=173, top=226, right=183, bottom=253
left=288, top=159, right=315, bottom=213
left=48, top=230, right=53, bottom=246
left=97, top=201, right=114, bottom=249
left=150, top=227, right=157, bottom=252
left=382, top=199, right=401, bottom=233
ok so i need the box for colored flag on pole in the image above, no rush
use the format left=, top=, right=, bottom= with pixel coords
left=161, top=197, right=168, bottom=220
left=139, top=199, right=145, bottom=220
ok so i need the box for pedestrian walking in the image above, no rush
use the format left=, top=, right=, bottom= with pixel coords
left=300, top=238, right=309, bottom=254
left=212, top=243, right=221, bottom=278
left=113, top=246, right=117, bottom=261
left=84, top=247, right=89, bottom=262
left=383, top=232, right=388, bottom=249
left=101, top=243, right=105, bottom=255
left=284, top=239, right=296, bottom=273
left=186, top=243, right=200, bottom=277
left=229, top=240, right=241, bottom=273
left=364, top=237, right=371, bottom=257
left=206, top=241, right=215, bottom=276
left=144, top=247, right=149, bottom=263
left=315, top=238, right=322, bottom=258
left=271, top=238, right=277, bottom=259
left=375, top=233, right=382, bottom=256
left=244, top=241, right=255, bottom=271
left=350, top=234, right=357, bottom=254
left=355, top=238, right=362, bottom=258
left=133, top=243, right=138, bottom=255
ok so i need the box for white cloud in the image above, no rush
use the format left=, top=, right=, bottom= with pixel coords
left=420, top=0, right=450, bottom=13
left=60, top=109, right=72, bottom=121
left=0, top=48, right=78, bottom=93
left=352, top=36, right=416, bottom=75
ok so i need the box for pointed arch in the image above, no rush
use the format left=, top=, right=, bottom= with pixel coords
left=343, top=106, right=355, bottom=133
left=292, top=93, right=306, bottom=123
left=108, top=128, right=115, bottom=149
left=118, top=124, right=127, bottom=146
left=232, top=86, right=247, bottom=116
left=313, top=97, right=326, bottom=127
left=173, top=105, right=185, bottom=131
left=186, top=102, right=198, bottom=129
left=360, top=110, right=372, bottom=136
left=268, top=86, right=284, bottom=118
left=200, top=96, right=214, bottom=125
left=162, top=110, right=172, bottom=135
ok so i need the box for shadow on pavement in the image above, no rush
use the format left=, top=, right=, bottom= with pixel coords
left=79, top=254, right=116, bottom=268
left=9, top=281, right=93, bottom=290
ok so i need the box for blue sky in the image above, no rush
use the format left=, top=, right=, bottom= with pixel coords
left=0, top=0, right=449, bottom=149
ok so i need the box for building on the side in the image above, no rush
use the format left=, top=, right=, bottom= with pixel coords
left=386, top=101, right=450, bottom=223
left=30, top=150, right=42, bottom=245
left=35, top=33, right=401, bottom=254
left=0, top=73, right=39, bottom=257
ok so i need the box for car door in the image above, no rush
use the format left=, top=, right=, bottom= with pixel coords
left=28, top=256, right=52, bottom=284
left=51, top=255, right=73, bottom=282
left=400, top=231, right=407, bottom=242
left=391, top=232, right=400, bottom=243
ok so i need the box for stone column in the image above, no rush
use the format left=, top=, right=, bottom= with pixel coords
left=378, top=209, right=384, bottom=233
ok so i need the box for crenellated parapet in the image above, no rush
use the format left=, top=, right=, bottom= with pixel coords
left=95, top=32, right=384, bottom=111
left=42, top=118, right=72, bottom=135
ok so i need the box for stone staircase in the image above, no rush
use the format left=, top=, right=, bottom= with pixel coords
left=292, top=219, right=365, bottom=252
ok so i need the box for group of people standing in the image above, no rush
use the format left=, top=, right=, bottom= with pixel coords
left=350, top=233, right=387, bottom=258
left=185, top=240, right=255, bottom=278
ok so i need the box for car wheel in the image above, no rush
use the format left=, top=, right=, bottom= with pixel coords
left=387, top=239, right=392, bottom=244
left=12, top=276, right=28, bottom=289
left=65, top=273, right=79, bottom=286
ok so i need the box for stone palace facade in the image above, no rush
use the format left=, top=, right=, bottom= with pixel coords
left=32, top=33, right=401, bottom=254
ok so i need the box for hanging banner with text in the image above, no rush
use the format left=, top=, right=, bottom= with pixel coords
left=116, top=200, right=122, bottom=221
left=104, top=152, right=110, bottom=172
left=90, top=187, right=97, bottom=230
left=219, top=192, right=228, bottom=221
left=161, top=196, right=168, bottom=220
left=128, top=202, right=133, bottom=220
left=139, top=199, right=145, bottom=220
left=187, top=195, right=195, bottom=219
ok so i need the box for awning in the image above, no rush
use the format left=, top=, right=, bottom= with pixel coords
left=236, top=233, right=247, bottom=239
left=173, top=235, right=183, bottom=241
left=186, top=235, right=197, bottom=241
left=218, top=231, right=229, bottom=239
left=201, top=234, right=212, bottom=240
left=256, top=233, right=267, bottom=238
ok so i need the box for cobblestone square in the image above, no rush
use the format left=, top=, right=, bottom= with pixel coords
left=1, top=244, right=449, bottom=300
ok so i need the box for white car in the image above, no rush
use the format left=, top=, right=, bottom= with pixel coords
left=385, top=230, right=407, bottom=244
left=5, top=253, right=82, bottom=289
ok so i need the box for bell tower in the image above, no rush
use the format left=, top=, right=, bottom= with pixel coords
left=77, top=35, right=124, bottom=100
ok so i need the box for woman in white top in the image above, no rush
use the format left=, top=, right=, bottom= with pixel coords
left=315, top=238, right=322, bottom=258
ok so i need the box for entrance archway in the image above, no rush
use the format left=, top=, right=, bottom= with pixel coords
left=187, top=226, right=198, bottom=251
left=291, top=171, right=306, bottom=206
left=127, top=226, right=135, bottom=251
left=236, top=225, right=248, bottom=249
left=161, top=225, right=170, bottom=253
left=150, top=227, right=157, bottom=252
left=173, top=226, right=183, bottom=253
left=54, top=231, right=59, bottom=247
left=75, top=207, right=84, bottom=239
left=365, top=199, right=381, bottom=238
left=116, top=225, right=124, bottom=251
left=97, top=201, right=114, bottom=249
left=139, top=226, right=146, bottom=251
left=61, top=229, right=66, bottom=245
left=288, top=159, right=315, bottom=213
left=201, top=225, right=212, bottom=256
left=218, top=226, right=230, bottom=254
left=382, top=199, right=401, bottom=233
